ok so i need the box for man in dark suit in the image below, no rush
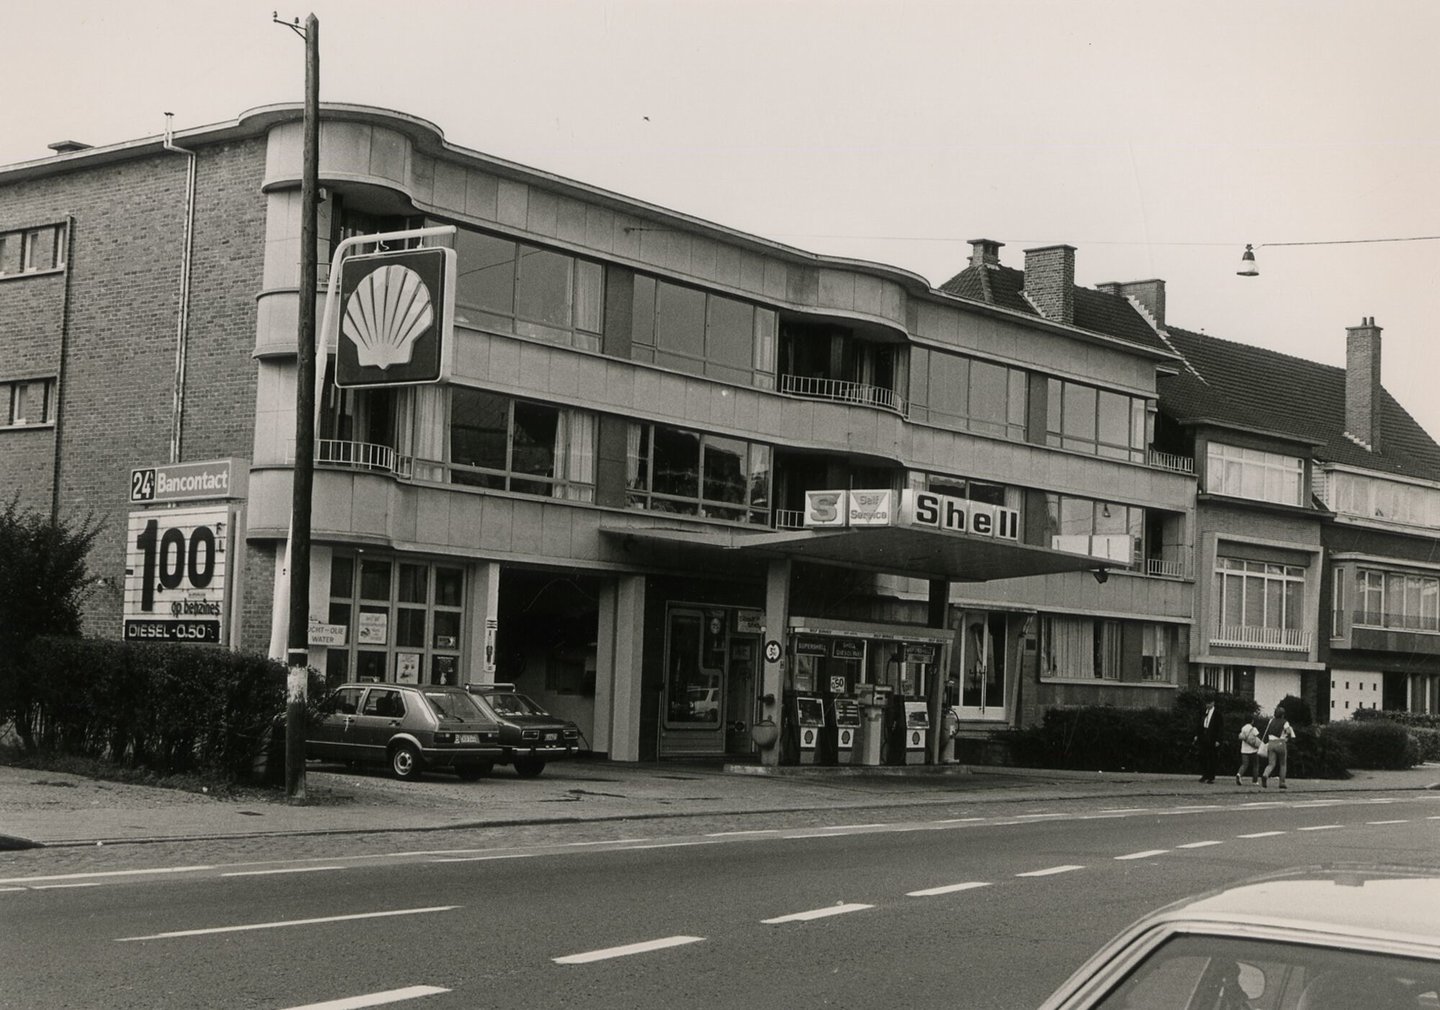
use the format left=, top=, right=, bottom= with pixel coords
left=1194, top=696, right=1225, bottom=783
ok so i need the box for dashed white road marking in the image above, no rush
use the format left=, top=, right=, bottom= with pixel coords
left=616, top=841, right=715, bottom=851
left=1097, top=808, right=1147, bottom=814
left=1237, top=831, right=1286, bottom=838
left=1016, top=865, right=1085, bottom=877
left=115, top=906, right=459, bottom=942
left=430, top=853, right=537, bottom=864
left=1367, top=820, right=1409, bottom=825
left=932, top=817, right=986, bottom=825
left=0, top=865, right=213, bottom=886
left=29, top=882, right=103, bottom=890
left=1176, top=841, right=1224, bottom=849
left=222, top=866, right=346, bottom=877
left=1298, top=825, right=1343, bottom=831
left=0, top=886, right=26, bottom=892
left=1115, top=850, right=1169, bottom=860
left=280, top=986, right=450, bottom=1009
left=762, top=903, right=873, bottom=924
left=907, top=882, right=991, bottom=897
left=554, top=936, right=704, bottom=964
left=705, top=829, right=778, bottom=837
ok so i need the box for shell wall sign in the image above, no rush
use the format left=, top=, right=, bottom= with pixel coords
left=335, top=247, right=456, bottom=387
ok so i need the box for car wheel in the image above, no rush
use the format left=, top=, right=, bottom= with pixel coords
left=455, top=762, right=492, bottom=781
left=389, top=743, right=421, bottom=780
left=514, top=758, right=545, bottom=778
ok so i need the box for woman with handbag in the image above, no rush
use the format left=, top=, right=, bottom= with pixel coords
left=1261, top=705, right=1296, bottom=789
left=1235, top=715, right=1262, bottom=785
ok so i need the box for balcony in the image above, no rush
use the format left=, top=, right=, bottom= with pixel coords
left=1210, top=625, right=1311, bottom=651
left=780, top=374, right=906, bottom=415
left=1353, top=610, right=1440, bottom=634
left=1147, top=448, right=1195, bottom=474
left=1145, top=557, right=1187, bottom=579
left=313, top=439, right=412, bottom=478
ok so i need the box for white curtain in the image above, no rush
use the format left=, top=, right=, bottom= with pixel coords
left=555, top=410, right=596, bottom=502
left=406, top=386, right=447, bottom=481
left=1044, top=616, right=1093, bottom=679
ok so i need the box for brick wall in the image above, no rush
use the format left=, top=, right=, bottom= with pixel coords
left=0, top=137, right=268, bottom=643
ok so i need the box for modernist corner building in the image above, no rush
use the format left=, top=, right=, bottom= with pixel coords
left=3, top=104, right=1438, bottom=767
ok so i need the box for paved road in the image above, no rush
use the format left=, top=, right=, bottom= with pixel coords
left=3, top=787, right=1438, bottom=1009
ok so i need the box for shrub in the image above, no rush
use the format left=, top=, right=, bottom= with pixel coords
left=1319, top=719, right=1420, bottom=770
left=12, top=635, right=323, bottom=782
left=1270, top=693, right=1312, bottom=728
left=1285, top=729, right=1352, bottom=780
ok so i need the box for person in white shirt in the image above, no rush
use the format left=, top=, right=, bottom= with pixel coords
left=1235, top=714, right=1262, bottom=786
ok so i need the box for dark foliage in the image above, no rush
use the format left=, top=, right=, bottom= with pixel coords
left=1319, top=719, right=1422, bottom=770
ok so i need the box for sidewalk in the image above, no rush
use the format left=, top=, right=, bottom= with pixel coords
left=3, top=758, right=1438, bottom=849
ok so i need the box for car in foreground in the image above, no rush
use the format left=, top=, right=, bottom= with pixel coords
left=1039, top=864, right=1440, bottom=1009
left=464, top=682, right=583, bottom=778
left=308, top=682, right=502, bottom=781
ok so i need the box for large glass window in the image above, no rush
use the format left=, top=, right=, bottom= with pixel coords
left=627, top=422, right=770, bottom=524
left=326, top=555, right=464, bottom=688
left=1353, top=567, right=1440, bottom=632
left=631, top=275, right=776, bottom=389
left=1046, top=378, right=1149, bottom=461
left=1205, top=443, right=1304, bottom=505
left=1216, top=558, right=1305, bottom=632
left=1041, top=617, right=1177, bottom=683
left=1043, top=493, right=1143, bottom=566
left=452, top=227, right=603, bottom=351
left=1328, top=471, right=1440, bottom=528
left=909, top=348, right=1027, bottom=440
left=450, top=388, right=596, bottom=501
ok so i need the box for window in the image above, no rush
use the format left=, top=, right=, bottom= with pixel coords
left=631, top=275, right=776, bottom=388
left=1045, top=378, right=1149, bottom=461
left=627, top=422, right=770, bottom=524
left=4, top=378, right=56, bottom=427
left=909, top=348, right=1028, bottom=439
left=915, top=472, right=1016, bottom=510
left=1140, top=625, right=1171, bottom=682
left=1042, top=617, right=1177, bottom=683
left=1216, top=558, right=1305, bottom=632
left=451, top=227, right=603, bottom=350
left=1043, top=493, right=1142, bottom=566
left=328, top=556, right=465, bottom=687
left=1328, top=471, right=1440, bottom=527
left=1205, top=443, right=1304, bottom=505
left=449, top=388, right=596, bottom=501
left=1353, top=567, right=1440, bottom=632
left=0, top=223, right=65, bottom=276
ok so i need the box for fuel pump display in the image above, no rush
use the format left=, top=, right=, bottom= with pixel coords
left=900, top=700, right=929, bottom=764
left=791, top=695, right=825, bottom=765
left=830, top=697, right=860, bottom=765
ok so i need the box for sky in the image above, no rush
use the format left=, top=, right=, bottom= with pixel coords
left=10, top=0, right=1440, bottom=442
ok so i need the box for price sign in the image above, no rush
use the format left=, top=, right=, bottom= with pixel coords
left=123, top=505, right=232, bottom=645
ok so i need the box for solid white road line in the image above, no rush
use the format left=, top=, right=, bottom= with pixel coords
left=1298, top=825, right=1343, bottom=831
left=430, top=853, right=538, bottom=863
left=1367, top=819, right=1409, bottom=825
left=705, top=829, right=779, bottom=837
left=29, top=882, right=103, bottom=890
left=0, top=865, right=213, bottom=886
left=115, top=906, right=459, bottom=942
left=280, top=986, right=450, bottom=1009
left=553, top=936, right=704, bottom=964
left=221, top=866, right=346, bottom=877
left=1237, top=831, right=1286, bottom=838
left=907, top=882, right=991, bottom=897
left=1115, top=850, right=1169, bottom=860
left=0, top=886, right=26, bottom=892
left=1176, top=841, right=1224, bottom=849
left=762, top=903, right=873, bottom=924
left=1016, top=865, right=1085, bottom=877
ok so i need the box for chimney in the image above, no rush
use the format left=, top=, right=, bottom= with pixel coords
left=1345, top=316, right=1383, bottom=452
left=1023, top=245, right=1075, bottom=325
left=968, top=238, right=1004, bottom=269
left=1098, top=279, right=1166, bottom=329
left=47, top=140, right=92, bottom=155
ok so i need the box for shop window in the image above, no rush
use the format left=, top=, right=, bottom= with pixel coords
left=328, top=556, right=464, bottom=686
left=627, top=422, right=770, bottom=524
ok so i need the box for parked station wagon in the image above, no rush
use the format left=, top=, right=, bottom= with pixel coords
left=465, top=683, right=583, bottom=778
left=308, top=683, right=502, bottom=781
left=1039, top=864, right=1440, bottom=1009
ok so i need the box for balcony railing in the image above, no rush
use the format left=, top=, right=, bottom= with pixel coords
left=1352, top=610, right=1440, bottom=633
left=780, top=374, right=906, bottom=415
left=1145, top=557, right=1187, bottom=579
left=775, top=509, right=806, bottom=530
left=313, top=439, right=410, bottom=477
left=1211, top=625, right=1311, bottom=651
left=1147, top=448, right=1195, bottom=474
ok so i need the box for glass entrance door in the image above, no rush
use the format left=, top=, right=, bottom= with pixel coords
left=724, top=639, right=755, bottom=755
left=660, top=607, right=726, bottom=756
left=956, top=611, right=1007, bottom=720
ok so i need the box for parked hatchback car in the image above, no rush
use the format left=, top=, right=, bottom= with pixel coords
left=1039, top=864, right=1440, bottom=1009
left=308, top=682, right=502, bottom=781
left=465, top=683, right=583, bottom=777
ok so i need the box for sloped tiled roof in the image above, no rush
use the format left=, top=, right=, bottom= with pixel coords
left=1159, top=326, right=1440, bottom=481
left=940, top=263, right=1169, bottom=353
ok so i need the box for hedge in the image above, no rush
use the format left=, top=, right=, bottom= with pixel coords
left=7, top=635, right=321, bottom=782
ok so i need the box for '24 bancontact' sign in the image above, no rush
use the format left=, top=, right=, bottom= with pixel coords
left=123, top=505, right=233, bottom=645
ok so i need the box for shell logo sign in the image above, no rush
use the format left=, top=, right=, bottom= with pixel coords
left=803, top=488, right=1020, bottom=541
left=335, top=247, right=456, bottom=388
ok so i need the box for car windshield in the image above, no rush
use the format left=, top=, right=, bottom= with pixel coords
left=484, top=691, right=546, bottom=717
left=1094, top=933, right=1439, bottom=1010
left=423, top=690, right=488, bottom=723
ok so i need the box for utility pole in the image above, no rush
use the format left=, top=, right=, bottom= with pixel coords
left=278, top=11, right=319, bottom=802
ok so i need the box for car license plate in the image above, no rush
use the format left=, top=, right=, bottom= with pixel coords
left=544, top=733, right=557, bottom=741
left=457, top=733, right=480, bottom=743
